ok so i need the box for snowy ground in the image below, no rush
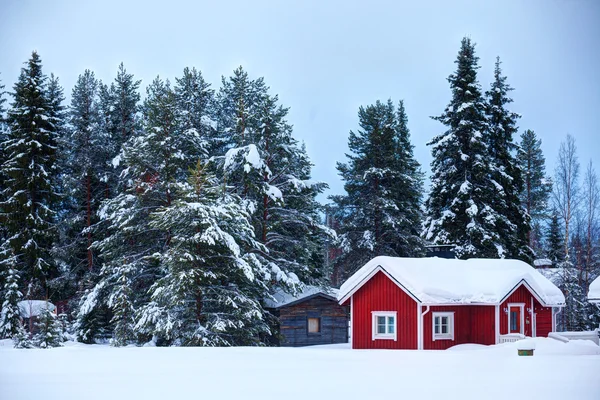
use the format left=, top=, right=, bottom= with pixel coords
left=1, top=338, right=599, bottom=400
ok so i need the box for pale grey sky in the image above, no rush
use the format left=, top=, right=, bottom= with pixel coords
left=2, top=0, right=599, bottom=201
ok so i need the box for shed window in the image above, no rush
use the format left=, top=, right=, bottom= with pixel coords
left=308, top=317, right=320, bottom=334
left=372, top=312, right=397, bottom=341
left=433, top=312, right=454, bottom=341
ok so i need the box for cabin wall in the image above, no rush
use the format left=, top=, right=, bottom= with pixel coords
left=279, top=297, right=348, bottom=347
left=499, top=284, right=553, bottom=337
left=422, top=305, right=496, bottom=350
left=351, top=271, right=418, bottom=349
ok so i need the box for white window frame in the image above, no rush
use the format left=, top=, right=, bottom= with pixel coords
left=432, top=312, right=455, bottom=341
left=507, top=303, right=525, bottom=335
left=371, top=311, right=397, bottom=341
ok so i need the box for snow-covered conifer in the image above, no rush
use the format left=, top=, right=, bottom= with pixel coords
left=0, top=52, right=60, bottom=297
left=518, top=129, right=552, bottom=250
left=546, top=210, right=563, bottom=264
left=485, top=57, right=531, bottom=262
left=0, top=266, right=23, bottom=338
left=423, top=38, right=502, bottom=259
left=33, top=302, right=63, bottom=348
left=333, top=100, right=424, bottom=276
left=136, top=161, right=270, bottom=346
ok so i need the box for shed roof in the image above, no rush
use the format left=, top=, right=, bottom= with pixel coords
left=589, top=276, right=600, bottom=303
left=338, top=257, right=565, bottom=306
left=265, top=286, right=339, bottom=309
left=18, top=300, right=56, bottom=318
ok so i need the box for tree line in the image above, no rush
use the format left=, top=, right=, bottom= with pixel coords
left=0, top=53, right=331, bottom=346
left=0, top=37, right=598, bottom=347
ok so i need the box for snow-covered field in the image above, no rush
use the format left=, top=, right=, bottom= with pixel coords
left=1, top=338, right=599, bottom=400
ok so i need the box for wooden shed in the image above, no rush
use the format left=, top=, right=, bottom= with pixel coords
left=265, top=286, right=349, bottom=347
left=338, top=257, right=565, bottom=350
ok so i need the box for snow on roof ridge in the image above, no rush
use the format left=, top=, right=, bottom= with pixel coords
left=338, top=256, right=565, bottom=306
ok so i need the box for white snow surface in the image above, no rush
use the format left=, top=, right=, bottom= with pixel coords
left=0, top=338, right=598, bottom=400
left=264, top=285, right=338, bottom=309
left=338, top=256, right=565, bottom=306
left=589, top=275, right=600, bottom=303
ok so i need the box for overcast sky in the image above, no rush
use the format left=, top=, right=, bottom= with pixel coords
left=2, top=0, right=599, bottom=202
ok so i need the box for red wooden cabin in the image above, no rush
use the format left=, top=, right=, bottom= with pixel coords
left=338, top=257, right=565, bottom=350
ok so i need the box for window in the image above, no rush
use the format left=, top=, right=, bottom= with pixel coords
left=307, top=317, right=320, bottom=334
left=372, top=312, right=397, bottom=341
left=433, top=312, right=454, bottom=341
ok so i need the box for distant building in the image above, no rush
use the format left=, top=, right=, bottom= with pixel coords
left=265, top=286, right=349, bottom=347
left=425, top=244, right=456, bottom=259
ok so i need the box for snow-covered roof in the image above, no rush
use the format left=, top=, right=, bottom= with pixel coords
left=588, top=276, right=600, bottom=303
left=338, top=257, right=565, bottom=306
left=265, top=286, right=338, bottom=309
left=533, top=258, right=553, bottom=268
left=18, top=300, right=56, bottom=318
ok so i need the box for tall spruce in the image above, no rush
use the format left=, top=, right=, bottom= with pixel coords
left=517, top=129, right=552, bottom=253
left=333, top=99, right=424, bottom=277
left=423, top=38, right=502, bottom=259
left=484, top=57, right=531, bottom=262
left=0, top=52, right=60, bottom=299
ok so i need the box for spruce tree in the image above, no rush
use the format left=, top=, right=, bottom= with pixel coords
left=333, top=100, right=424, bottom=276
left=546, top=210, right=564, bottom=264
left=0, top=265, right=23, bottom=338
left=33, top=302, right=63, bottom=348
left=0, top=52, right=59, bottom=298
left=423, top=38, right=502, bottom=259
left=136, top=161, right=270, bottom=346
left=517, top=129, right=552, bottom=251
left=82, top=76, right=211, bottom=345
left=62, top=70, right=110, bottom=276
left=485, top=57, right=531, bottom=262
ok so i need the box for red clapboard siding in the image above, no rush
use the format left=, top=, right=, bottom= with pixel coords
left=423, top=305, right=496, bottom=350
left=352, top=271, right=418, bottom=349
left=500, top=284, right=553, bottom=337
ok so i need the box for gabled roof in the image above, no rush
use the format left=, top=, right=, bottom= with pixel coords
left=589, top=276, right=600, bottom=303
left=338, top=257, right=565, bottom=307
left=265, top=286, right=339, bottom=309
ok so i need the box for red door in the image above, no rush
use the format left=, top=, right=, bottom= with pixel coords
left=509, top=306, right=521, bottom=334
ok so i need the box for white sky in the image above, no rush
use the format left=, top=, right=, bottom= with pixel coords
left=1, top=0, right=599, bottom=202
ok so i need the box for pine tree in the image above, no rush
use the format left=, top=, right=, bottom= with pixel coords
left=546, top=210, right=563, bottom=264
left=423, top=38, right=502, bottom=259
left=82, top=76, right=211, bottom=345
left=518, top=129, right=552, bottom=251
left=485, top=57, right=531, bottom=262
left=174, top=67, right=215, bottom=156
left=333, top=100, right=424, bottom=276
left=33, top=302, right=63, bottom=348
left=136, top=161, right=271, bottom=346
left=0, top=52, right=60, bottom=298
left=0, top=265, right=23, bottom=338
left=218, top=68, right=329, bottom=287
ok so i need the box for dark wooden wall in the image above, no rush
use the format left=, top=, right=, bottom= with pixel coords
left=278, top=296, right=348, bottom=347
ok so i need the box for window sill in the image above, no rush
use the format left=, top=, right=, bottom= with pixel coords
left=433, top=336, right=454, bottom=341
left=373, top=335, right=396, bottom=340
